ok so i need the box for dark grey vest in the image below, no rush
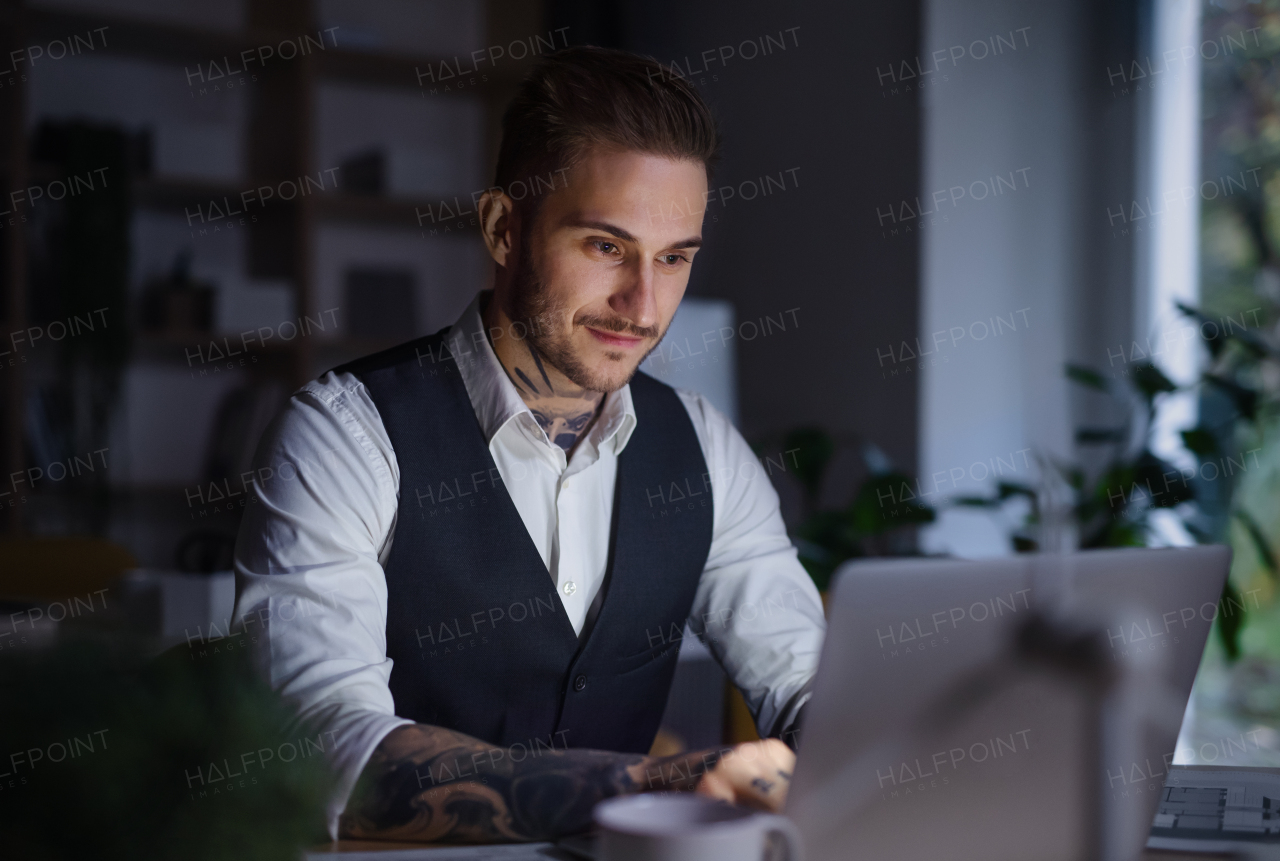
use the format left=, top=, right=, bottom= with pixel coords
left=333, top=328, right=714, bottom=753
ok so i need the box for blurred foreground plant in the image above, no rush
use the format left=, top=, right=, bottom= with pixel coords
left=0, top=631, right=334, bottom=860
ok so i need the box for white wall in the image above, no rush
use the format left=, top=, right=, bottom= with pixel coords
left=1136, top=0, right=1203, bottom=508
left=920, top=0, right=1201, bottom=557
left=919, top=0, right=1088, bottom=557
left=30, top=0, right=245, bottom=32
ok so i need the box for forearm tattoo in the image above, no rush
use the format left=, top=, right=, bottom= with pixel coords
left=339, top=725, right=721, bottom=844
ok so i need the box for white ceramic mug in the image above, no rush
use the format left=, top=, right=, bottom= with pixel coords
left=594, top=793, right=804, bottom=861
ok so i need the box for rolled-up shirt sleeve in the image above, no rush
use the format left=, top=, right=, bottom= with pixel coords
left=231, top=372, right=412, bottom=840
left=676, top=390, right=827, bottom=742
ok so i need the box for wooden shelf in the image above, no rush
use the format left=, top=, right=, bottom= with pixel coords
left=313, top=45, right=523, bottom=92
left=135, top=330, right=300, bottom=351
left=133, top=178, right=482, bottom=235
left=311, top=192, right=482, bottom=232
left=24, top=7, right=246, bottom=70
left=0, top=0, right=533, bottom=536
left=132, top=177, right=243, bottom=211
left=131, top=332, right=410, bottom=363
left=22, top=6, right=510, bottom=95
left=314, top=336, right=406, bottom=355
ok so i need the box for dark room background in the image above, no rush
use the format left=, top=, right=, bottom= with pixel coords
left=7, top=0, right=1280, bottom=830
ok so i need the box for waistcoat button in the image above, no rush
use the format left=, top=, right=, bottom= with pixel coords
left=573, top=674, right=587, bottom=691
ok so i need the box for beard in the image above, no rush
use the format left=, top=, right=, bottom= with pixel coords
left=503, top=228, right=666, bottom=394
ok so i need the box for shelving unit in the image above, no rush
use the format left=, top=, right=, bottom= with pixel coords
left=1, top=1, right=30, bottom=536
left=0, top=0, right=546, bottom=543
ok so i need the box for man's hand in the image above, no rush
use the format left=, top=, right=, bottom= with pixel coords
left=694, top=739, right=795, bottom=812
left=630, top=739, right=796, bottom=812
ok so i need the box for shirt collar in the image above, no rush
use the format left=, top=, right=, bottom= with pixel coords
left=443, top=291, right=638, bottom=455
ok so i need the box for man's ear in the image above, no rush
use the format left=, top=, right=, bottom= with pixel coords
left=478, top=189, right=517, bottom=267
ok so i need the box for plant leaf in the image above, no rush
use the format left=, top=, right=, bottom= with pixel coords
left=1235, top=508, right=1278, bottom=578
left=1081, top=517, right=1147, bottom=548
left=996, top=481, right=1036, bottom=500
left=781, top=427, right=834, bottom=501
left=1181, top=427, right=1220, bottom=457
left=1204, top=374, right=1259, bottom=422
left=1183, top=519, right=1214, bottom=544
left=1179, top=301, right=1275, bottom=360
left=1217, top=578, right=1245, bottom=661
left=1012, top=535, right=1038, bottom=553
left=1066, top=364, right=1108, bottom=391
left=1076, top=427, right=1127, bottom=444
left=1176, top=302, right=1228, bottom=359
left=1093, top=464, right=1138, bottom=512
left=1130, top=362, right=1178, bottom=402
left=1132, top=451, right=1196, bottom=508
left=846, top=472, right=935, bottom=537
left=951, top=495, right=1001, bottom=507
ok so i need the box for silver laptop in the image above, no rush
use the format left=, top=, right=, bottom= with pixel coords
left=787, top=545, right=1231, bottom=861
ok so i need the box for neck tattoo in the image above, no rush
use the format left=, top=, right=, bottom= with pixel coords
left=504, top=340, right=602, bottom=454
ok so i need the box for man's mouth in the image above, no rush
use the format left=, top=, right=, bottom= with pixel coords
left=585, top=326, right=646, bottom=348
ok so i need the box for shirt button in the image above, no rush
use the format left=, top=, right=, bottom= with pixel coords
left=574, top=674, right=587, bottom=691
left=562, top=580, right=577, bottom=596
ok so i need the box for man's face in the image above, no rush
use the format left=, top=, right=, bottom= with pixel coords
left=504, top=149, right=708, bottom=394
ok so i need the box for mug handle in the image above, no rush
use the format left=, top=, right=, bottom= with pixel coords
left=757, top=814, right=805, bottom=861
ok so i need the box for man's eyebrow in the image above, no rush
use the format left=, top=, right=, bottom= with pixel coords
left=566, top=219, right=702, bottom=250
left=566, top=219, right=638, bottom=243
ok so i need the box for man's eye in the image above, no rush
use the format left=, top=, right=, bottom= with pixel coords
left=662, top=253, right=687, bottom=265
left=593, top=241, right=619, bottom=254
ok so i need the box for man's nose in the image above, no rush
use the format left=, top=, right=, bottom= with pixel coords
left=610, top=258, right=658, bottom=330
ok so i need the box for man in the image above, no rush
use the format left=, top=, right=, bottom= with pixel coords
left=232, top=46, right=825, bottom=844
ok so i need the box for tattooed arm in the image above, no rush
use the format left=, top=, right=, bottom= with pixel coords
left=339, top=724, right=794, bottom=843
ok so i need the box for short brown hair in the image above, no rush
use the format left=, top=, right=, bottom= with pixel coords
left=493, top=46, right=720, bottom=198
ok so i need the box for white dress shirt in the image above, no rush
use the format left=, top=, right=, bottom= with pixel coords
left=231, top=290, right=826, bottom=839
